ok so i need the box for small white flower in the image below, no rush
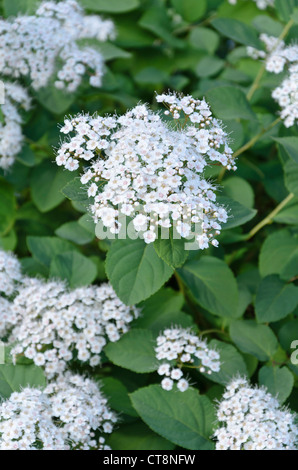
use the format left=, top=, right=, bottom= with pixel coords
left=177, top=379, right=189, bottom=392
left=161, top=377, right=174, bottom=391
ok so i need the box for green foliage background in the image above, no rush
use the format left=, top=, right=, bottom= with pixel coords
left=0, top=0, right=298, bottom=450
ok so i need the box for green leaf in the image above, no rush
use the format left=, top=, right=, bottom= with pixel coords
left=114, top=18, right=155, bottom=48
left=221, top=120, right=245, bottom=152
left=195, top=56, right=225, bottom=78
left=27, top=236, right=77, bottom=268
left=61, top=177, right=90, bottom=210
left=255, top=275, right=298, bottom=323
left=35, top=83, right=76, bottom=114
left=130, top=385, right=215, bottom=450
left=49, top=251, right=97, bottom=287
left=178, top=256, right=239, bottom=318
left=139, top=288, right=184, bottom=315
left=107, top=422, right=175, bottom=450
left=135, top=310, right=194, bottom=336
left=236, top=283, right=253, bottom=318
left=79, top=0, right=140, bottom=13
left=139, top=7, right=184, bottom=49
left=216, top=0, right=262, bottom=23
left=273, top=136, right=298, bottom=163
left=105, top=238, right=174, bottom=305
left=243, top=354, right=259, bottom=378
left=206, top=86, right=256, bottom=120
left=222, top=177, right=254, bottom=209
left=202, top=340, right=248, bottom=386
left=259, top=230, right=298, bottom=280
left=3, top=0, right=39, bottom=16
left=55, top=221, right=94, bottom=245
left=134, top=67, right=168, bottom=85
left=16, top=145, right=36, bottom=167
left=188, top=27, right=220, bottom=54
left=0, top=178, right=16, bottom=236
left=0, top=229, right=17, bottom=251
left=100, top=377, right=138, bottom=417
left=252, top=15, right=284, bottom=36
left=31, top=161, right=77, bottom=213
left=274, top=197, right=298, bottom=225
left=284, top=160, right=298, bottom=196
left=211, top=18, right=263, bottom=49
left=170, top=0, right=207, bottom=22
left=78, top=40, right=131, bottom=60
left=292, top=7, right=298, bottom=23
left=0, top=364, right=46, bottom=399
left=230, top=320, right=278, bottom=361
left=154, top=232, right=189, bottom=268
left=135, top=288, right=193, bottom=334
left=278, top=320, right=298, bottom=352
left=20, top=257, right=49, bottom=278
left=275, top=0, right=298, bottom=22
left=104, top=329, right=157, bottom=373
left=258, top=366, right=294, bottom=404
left=218, top=197, right=257, bottom=229
left=78, top=214, right=96, bottom=234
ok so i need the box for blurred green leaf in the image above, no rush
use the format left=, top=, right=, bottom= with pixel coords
left=31, top=161, right=77, bottom=213
left=188, top=27, right=220, bottom=54
left=55, top=221, right=94, bottom=245
left=211, top=18, right=263, bottom=49
left=0, top=364, right=46, bottom=399
left=27, top=236, right=77, bottom=268
left=170, top=0, right=207, bottom=22
left=139, top=7, right=184, bottom=48
left=217, top=196, right=257, bottom=229
left=106, top=238, right=174, bottom=305
left=230, top=320, right=278, bottom=361
left=178, top=256, right=239, bottom=319
left=3, top=0, right=39, bottom=16
left=201, top=340, right=248, bottom=385
left=107, top=422, right=175, bottom=450
left=49, top=251, right=97, bottom=287
left=206, top=86, right=256, bottom=120
left=104, top=329, right=157, bottom=373
left=258, top=366, right=294, bottom=404
left=255, top=275, right=298, bottom=323
left=0, top=179, right=16, bottom=236
left=130, top=385, right=215, bottom=450
left=259, top=230, right=298, bottom=280
left=284, top=160, right=298, bottom=196
left=275, top=0, right=298, bottom=21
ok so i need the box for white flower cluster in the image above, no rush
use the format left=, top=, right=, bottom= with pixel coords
left=44, top=373, right=116, bottom=450
left=247, top=34, right=298, bottom=75
left=155, top=327, right=221, bottom=392
left=0, top=249, right=21, bottom=338
left=0, top=0, right=115, bottom=92
left=272, top=63, right=298, bottom=127
left=10, top=277, right=139, bottom=378
left=0, top=387, right=67, bottom=450
left=228, top=0, right=274, bottom=9
left=0, top=374, right=116, bottom=450
left=247, top=34, right=298, bottom=127
left=56, top=92, right=235, bottom=249
left=0, top=297, right=17, bottom=339
left=215, top=377, right=298, bottom=450
left=0, top=82, right=31, bottom=169
left=0, top=249, right=22, bottom=297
